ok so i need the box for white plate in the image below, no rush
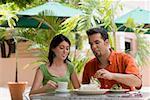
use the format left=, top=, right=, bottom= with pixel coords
left=109, top=89, right=129, bottom=93
left=56, top=89, right=70, bottom=93
left=73, top=89, right=109, bottom=95
left=107, top=93, right=130, bottom=97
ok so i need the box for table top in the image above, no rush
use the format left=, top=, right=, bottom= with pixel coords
left=30, top=91, right=150, bottom=100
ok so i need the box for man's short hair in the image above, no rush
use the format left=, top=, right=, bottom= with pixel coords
left=86, top=27, right=108, bottom=41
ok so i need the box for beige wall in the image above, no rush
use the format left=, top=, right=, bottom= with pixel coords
left=141, top=67, right=150, bottom=86
left=0, top=58, right=38, bottom=87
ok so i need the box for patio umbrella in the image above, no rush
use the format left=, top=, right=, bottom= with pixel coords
left=115, top=8, right=150, bottom=34
left=0, top=2, right=83, bottom=29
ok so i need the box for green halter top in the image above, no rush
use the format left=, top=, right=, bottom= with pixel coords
left=39, top=61, right=74, bottom=86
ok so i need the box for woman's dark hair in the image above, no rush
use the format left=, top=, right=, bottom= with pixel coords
left=48, top=34, right=71, bottom=66
left=86, top=27, right=108, bottom=41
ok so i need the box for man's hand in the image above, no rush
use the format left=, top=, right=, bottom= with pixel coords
left=94, top=69, right=113, bottom=80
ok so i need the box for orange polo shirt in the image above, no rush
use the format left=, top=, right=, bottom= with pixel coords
left=82, top=50, right=142, bottom=90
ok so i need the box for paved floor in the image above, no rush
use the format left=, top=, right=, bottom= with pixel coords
left=0, top=87, right=31, bottom=100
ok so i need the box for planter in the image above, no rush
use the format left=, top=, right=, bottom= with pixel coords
left=8, top=82, right=28, bottom=100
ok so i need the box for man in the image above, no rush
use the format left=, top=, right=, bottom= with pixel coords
left=82, top=27, right=142, bottom=90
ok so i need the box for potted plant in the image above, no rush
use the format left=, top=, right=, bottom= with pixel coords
left=0, top=3, right=27, bottom=100
left=0, top=29, right=28, bottom=100
left=7, top=36, right=28, bottom=100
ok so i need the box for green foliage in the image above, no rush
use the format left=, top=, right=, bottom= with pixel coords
left=61, top=0, right=121, bottom=50
left=60, top=15, right=86, bottom=50
left=69, top=50, right=90, bottom=74
left=0, top=28, right=6, bottom=41
left=14, top=15, right=63, bottom=63
left=77, top=0, right=120, bottom=31
left=5, top=0, right=32, bottom=8
left=124, top=17, right=136, bottom=28
left=135, top=35, right=150, bottom=66
left=0, top=0, right=46, bottom=8
left=108, top=32, right=115, bottom=49
left=123, top=18, right=150, bottom=66
left=0, top=3, right=19, bottom=28
left=61, top=15, right=81, bottom=34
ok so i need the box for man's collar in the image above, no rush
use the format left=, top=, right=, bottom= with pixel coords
left=108, top=48, right=115, bottom=65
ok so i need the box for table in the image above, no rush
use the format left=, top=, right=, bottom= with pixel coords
left=30, top=91, right=150, bottom=100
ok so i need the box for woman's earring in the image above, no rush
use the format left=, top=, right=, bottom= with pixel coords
left=53, top=53, right=56, bottom=58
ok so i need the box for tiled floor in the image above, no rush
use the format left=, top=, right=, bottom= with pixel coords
left=0, top=86, right=150, bottom=100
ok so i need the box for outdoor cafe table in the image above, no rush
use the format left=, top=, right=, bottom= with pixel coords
left=30, top=91, right=150, bottom=100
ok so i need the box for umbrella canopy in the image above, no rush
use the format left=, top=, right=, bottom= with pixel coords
left=0, top=2, right=83, bottom=28
left=18, top=2, right=83, bottom=17
left=115, top=8, right=150, bottom=24
left=115, top=8, right=150, bottom=34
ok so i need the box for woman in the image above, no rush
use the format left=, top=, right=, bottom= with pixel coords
left=30, top=34, right=80, bottom=95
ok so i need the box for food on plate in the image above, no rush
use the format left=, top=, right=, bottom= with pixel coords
left=90, top=76, right=100, bottom=86
left=80, top=84, right=99, bottom=90
left=79, top=76, right=101, bottom=91
left=111, top=84, right=122, bottom=90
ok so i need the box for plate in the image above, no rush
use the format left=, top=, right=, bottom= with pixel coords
left=106, top=93, right=130, bottom=97
left=73, top=89, right=109, bottom=95
left=56, top=89, right=70, bottom=93
left=108, top=89, right=129, bottom=93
